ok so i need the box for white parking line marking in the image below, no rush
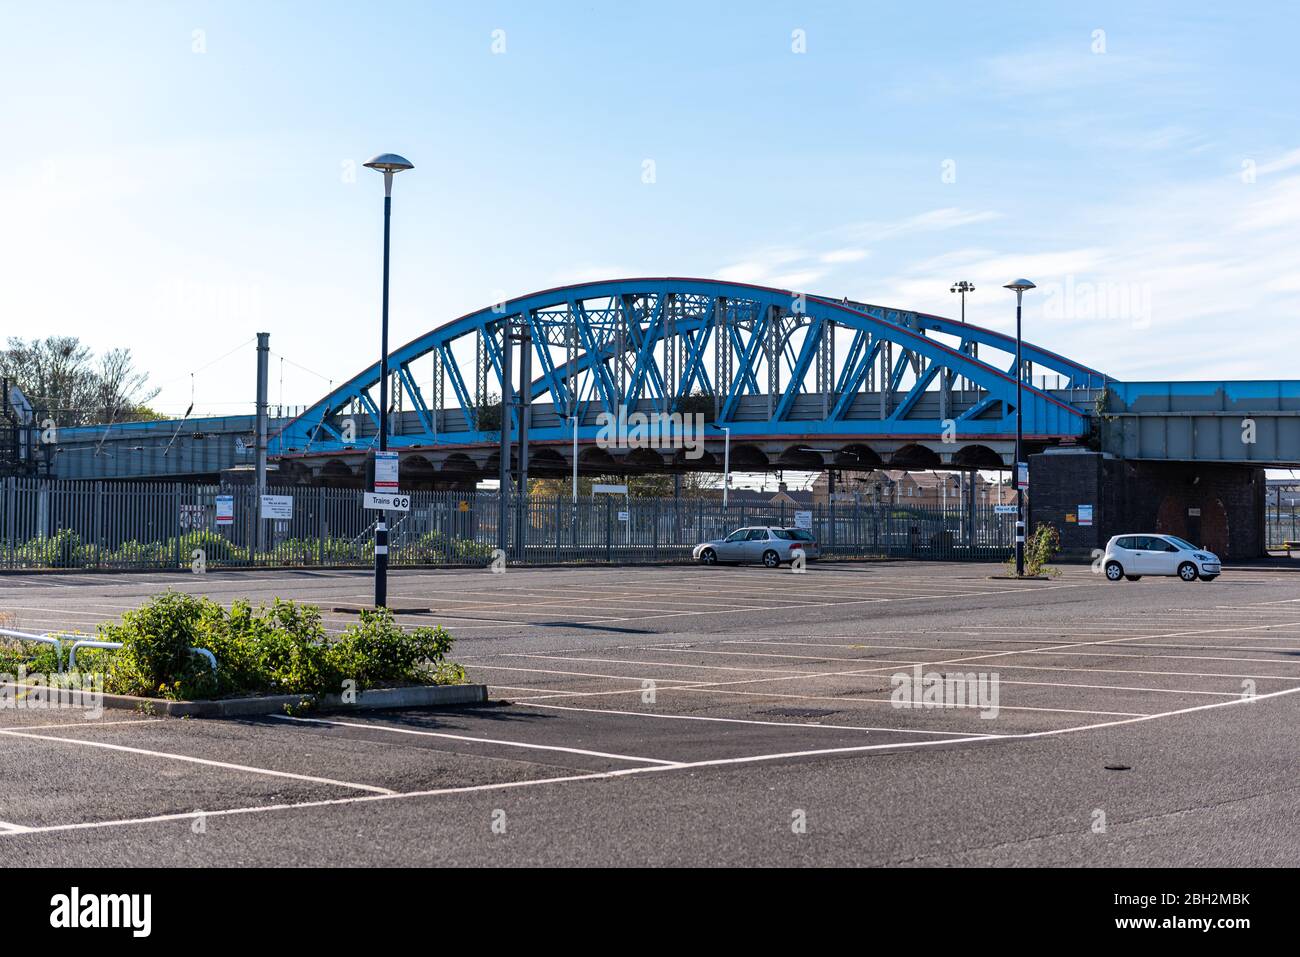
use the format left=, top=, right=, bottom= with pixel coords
left=0, top=718, right=158, bottom=732
left=0, top=728, right=396, bottom=795
left=0, top=732, right=998, bottom=839
left=17, top=680, right=1297, bottom=841
left=467, top=663, right=714, bottom=685
left=268, top=714, right=684, bottom=766
left=514, top=701, right=1010, bottom=736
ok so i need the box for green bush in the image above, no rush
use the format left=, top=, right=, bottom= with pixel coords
left=261, top=537, right=368, bottom=566
left=1004, top=522, right=1062, bottom=578
left=396, top=532, right=492, bottom=565
left=94, top=592, right=463, bottom=700
left=327, top=609, right=461, bottom=686
left=22, top=529, right=87, bottom=568
left=105, top=539, right=166, bottom=566
left=173, top=530, right=246, bottom=564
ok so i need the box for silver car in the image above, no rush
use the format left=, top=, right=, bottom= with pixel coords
left=693, top=526, right=820, bottom=567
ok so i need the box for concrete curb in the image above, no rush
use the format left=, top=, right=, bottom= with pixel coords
left=1, top=681, right=488, bottom=718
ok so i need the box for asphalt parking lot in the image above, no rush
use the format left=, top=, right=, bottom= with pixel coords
left=1, top=560, right=1298, bottom=866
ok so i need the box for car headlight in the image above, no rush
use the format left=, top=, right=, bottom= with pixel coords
left=1194, top=553, right=1210, bottom=561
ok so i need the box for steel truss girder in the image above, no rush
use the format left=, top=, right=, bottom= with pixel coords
left=274, top=278, right=1102, bottom=455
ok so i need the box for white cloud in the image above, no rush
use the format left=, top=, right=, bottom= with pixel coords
left=981, top=44, right=1177, bottom=96
left=820, top=248, right=870, bottom=264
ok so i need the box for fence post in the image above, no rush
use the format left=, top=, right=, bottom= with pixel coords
left=605, top=496, right=612, bottom=561
left=173, top=483, right=182, bottom=569
left=554, top=494, right=561, bottom=560
left=4, top=477, right=13, bottom=567
left=318, top=487, right=326, bottom=566
left=93, top=481, right=103, bottom=569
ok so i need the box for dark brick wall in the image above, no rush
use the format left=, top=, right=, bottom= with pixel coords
left=1030, top=452, right=1266, bottom=560
left=1027, top=451, right=1108, bottom=555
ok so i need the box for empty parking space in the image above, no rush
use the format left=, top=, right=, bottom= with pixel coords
left=2, top=561, right=1298, bottom=863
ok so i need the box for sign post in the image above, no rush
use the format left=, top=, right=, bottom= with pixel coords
left=370, top=451, right=400, bottom=607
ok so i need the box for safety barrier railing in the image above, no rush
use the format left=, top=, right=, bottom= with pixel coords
left=66, top=639, right=218, bottom=674
left=0, top=627, right=66, bottom=672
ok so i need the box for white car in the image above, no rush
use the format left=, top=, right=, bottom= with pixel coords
left=1103, top=534, right=1221, bottom=583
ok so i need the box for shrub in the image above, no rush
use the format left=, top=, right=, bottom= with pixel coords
left=94, top=592, right=463, bottom=700
left=173, top=530, right=246, bottom=565
left=327, top=609, right=460, bottom=686
left=1004, top=522, right=1062, bottom=578
left=106, top=539, right=166, bottom=567
left=22, top=529, right=86, bottom=568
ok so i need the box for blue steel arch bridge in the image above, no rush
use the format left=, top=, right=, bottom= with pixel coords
left=38, top=276, right=1300, bottom=485
left=268, top=277, right=1107, bottom=486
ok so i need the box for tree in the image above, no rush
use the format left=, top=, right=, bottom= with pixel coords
left=0, top=337, right=161, bottom=427
left=528, top=471, right=715, bottom=499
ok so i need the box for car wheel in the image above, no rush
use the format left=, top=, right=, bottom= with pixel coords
left=1105, top=561, right=1124, bottom=581
left=699, top=548, right=717, bottom=565
left=762, top=549, right=781, bottom=568
left=1178, top=562, right=1199, bottom=582
left=1125, top=575, right=1141, bottom=582
left=1201, top=574, right=1218, bottom=582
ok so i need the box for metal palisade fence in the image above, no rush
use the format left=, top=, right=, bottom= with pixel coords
left=0, top=477, right=1017, bottom=570
left=1267, top=507, right=1300, bottom=550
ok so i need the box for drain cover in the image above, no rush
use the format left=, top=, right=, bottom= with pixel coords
left=1104, top=764, right=1132, bottom=771
left=757, top=707, right=840, bottom=719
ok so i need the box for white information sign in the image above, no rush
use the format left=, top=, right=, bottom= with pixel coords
left=260, top=494, right=294, bottom=520
left=364, top=492, right=411, bottom=512
left=794, top=510, right=813, bottom=529
left=374, top=451, right=400, bottom=492
left=215, top=495, right=234, bottom=526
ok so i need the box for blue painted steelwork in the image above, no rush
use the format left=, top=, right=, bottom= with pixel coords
left=1105, top=379, right=1300, bottom=463
left=272, top=278, right=1105, bottom=457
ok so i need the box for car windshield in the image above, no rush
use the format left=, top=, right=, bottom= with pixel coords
left=781, top=528, right=815, bottom=541
left=1165, top=536, right=1198, bottom=551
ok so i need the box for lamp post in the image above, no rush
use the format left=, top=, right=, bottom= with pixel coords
left=949, top=280, right=974, bottom=322
left=567, top=414, right=579, bottom=548
left=709, top=424, right=731, bottom=510
left=950, top=280, right=974, bottom=390
left=363, top=152, right=414, bottom=608
left=567, top=415, right=579, bottom=505
left=1003, top=278, right=1035, bottom=577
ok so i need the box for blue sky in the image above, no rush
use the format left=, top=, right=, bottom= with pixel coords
left=3, top=1, right=1299, bottom=419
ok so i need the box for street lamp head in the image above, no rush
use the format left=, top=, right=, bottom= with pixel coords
left=364, top=153, right=414, bottom=196
left=1003, top=278, right=1036, bottom=292
left=363, top=153, right=414, bottom=173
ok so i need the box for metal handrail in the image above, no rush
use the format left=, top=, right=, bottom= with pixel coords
left=0, top=627, right=66, bottom=673
left=67, top=639, right=218, bottom=675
